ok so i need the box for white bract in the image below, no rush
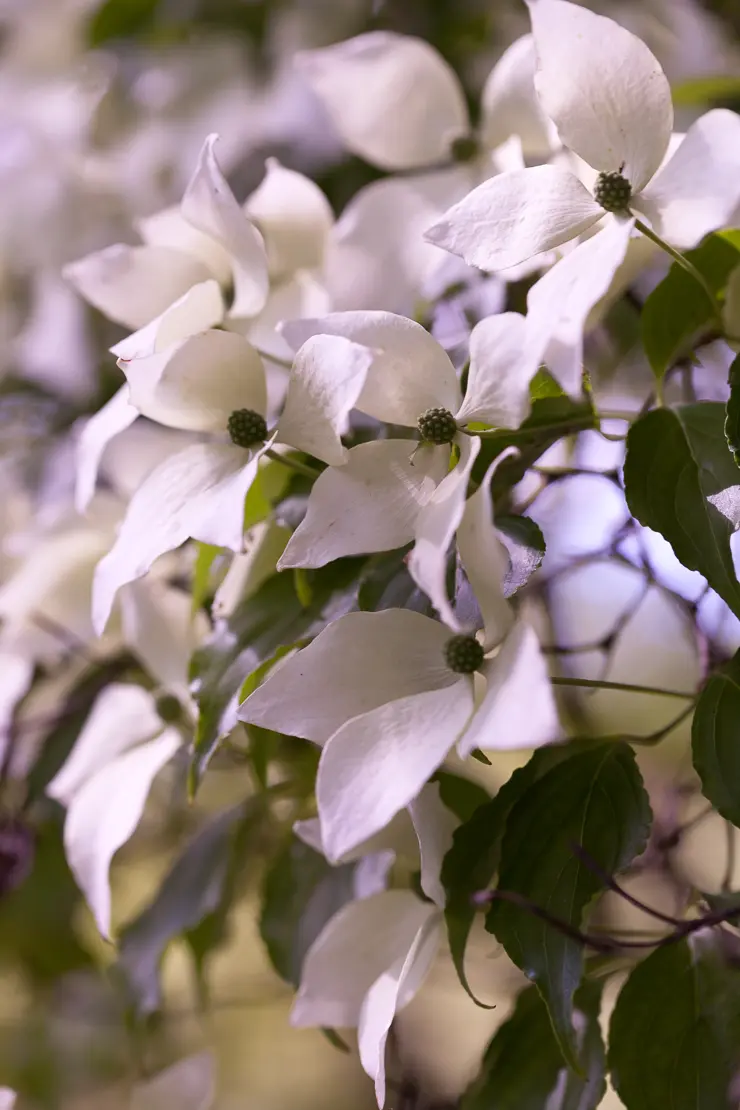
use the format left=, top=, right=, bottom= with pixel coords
left=425, top=0, right=740, bottom=278
left=241, top=466, right=560, bottom=861
left=278, top=310, right=538, bottom=587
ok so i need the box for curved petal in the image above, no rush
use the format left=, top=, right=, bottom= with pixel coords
left=277, top=335, right=375, bottom=466
left=359, top=911, right=441, bottom=1107
left=456, top=459, right=515, bottom=651
left=408, top=435, right=480, bottom=629
left=75, top=386, right=137, bottom=513
left=458, top=620, right=560, bottom=758
left=317, top=681, right=474, bottom=860
left=407, top=782, right=458, bottom=909
left=297, top=32, right=469, bottom=170
left=282, top=311, right=460, bottom=425
left=132, top=1053, right=215, bottom=1110
left=120, top=580, right=207, bottom=704
left=111, top=280, right=225, bottom=362
left=479, top=34, right=557, bottom=158
left=62, top=728, right=181, bottom=938
left=456, top=311, right=536, bottom=428
left=120, top=330, right=266, bottom=433
left=527, top=0, right=673, bottom=191
left=239, top=608, right=456, bottom=745
left=278, top=439, right=448, bottom=569
left=93, top=443, right=263, bottom=633
left=291, top=889, right=438, bottom=1028
left=137, top=204, right=233, bottom=287
left=181, top=134, right=269, bottom=318
left=526, top=216, right=634, bottom=396
left=424, top=167, right=602, bottom=273
left=64, top=244, right=213, bottom=330
left=245, top=158, right=334, bottom=278
left=633, top=109, right=740, bottom=249
left=47, top=684, right=162, bottom=807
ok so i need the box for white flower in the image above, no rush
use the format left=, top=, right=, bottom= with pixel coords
left=425, top=1, right=740, bottom=273
left=241, top=467, right=560, bottom=861
left=131, top=1052, right=215, bottom=1110
left=278, top=310, right=539, bottom=603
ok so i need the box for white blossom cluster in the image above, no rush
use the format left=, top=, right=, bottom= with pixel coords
left=3, top=0, right=740, bottom=1105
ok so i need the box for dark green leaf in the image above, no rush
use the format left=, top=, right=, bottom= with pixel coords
left=87, top=0, right=160, bottom=44
left=608, top=937, right=740, bottom=1110
left=189, top=559, right=363, bottom=791
left=496, top=515, right=546, bottom=597
left=461, top=981, right=605, bottom=1110
left=624, top=403, right=740, bottom=618
left=357, top=549, right=430, bottom=614
left=434, top=771, right=490, bottom=824
left=191, top=544, right=223, bottom=613
left=260, top=836, right=357, bottom=986
left=725, top=353, right=740, bottom=465
left=692, top=648, right=740, bottom=826
left=672, top=75, right=740, bottom=107
left=117, top=802, right=258, bottom=1016
left=486, top=743, right=651, bottom=1069
left=641, top=232, right=740, bottom=381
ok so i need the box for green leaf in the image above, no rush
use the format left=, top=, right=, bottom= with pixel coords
left=189, top=559, right=363, bottom=791
left=434, top=771, right=490, bottom=824
left=461, top=981, right=605, bottom=1110
left=624, top=403, right=740, bottom=618
left=608, top=937, right=740, bottom=1110
left=640, top=232, right=740, bottom=381
left=87, top=0, right=160, bottom=44
left=692, top=648, right=740, bottom=826
left=117, top=802, right=258, bottom=1016
left=496, top=514, right=546, bottom=597
left=357, top=549, right=430, bottom=614
left=725, top=353, right=740, bottom=465
left=486, top=743, right=651, bottom=1070
left=259, top=835, right=357, bottom=986
left=672, top=75, right=740, bottom=107
left=191, top=543, right=223, bottom=614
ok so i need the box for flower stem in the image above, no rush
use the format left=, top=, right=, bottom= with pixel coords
left=551, top=675, right=695, bottom=700
left=633, top=217, right=723, bottom=323
left=265, top=448, right=322, bottom=480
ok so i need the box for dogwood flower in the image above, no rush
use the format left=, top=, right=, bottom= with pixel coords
left=277, top=310, right=539, bottom=592
left=240, top=467, right=560, bottom=861
left=425, top=0, right=740, bottom=276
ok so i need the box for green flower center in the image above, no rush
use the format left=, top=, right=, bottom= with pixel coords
left=155, top=694, right=182, bottom=724
left=417, top=407, right=457, bottom=445
left=450, top=134, right=480, bottom=163
left=228, top=408, right=268, bottom=448
left=444, top=634, right=484, bottom=675
left=593, top=171, right=632, bottom=213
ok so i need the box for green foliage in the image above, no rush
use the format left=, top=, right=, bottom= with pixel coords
left=608, top=938, right=740, bottom=1109
left=624, top=403, right=740, bottom=617
left=725, top=352, right=740, bottom=465
left=640, top=231, right=740, bottom=381
left=87, top=0, right=160, bottom=44
left=692, top=648, right=740, bottom=826
left=486, top=743, right=651, bottom=1069
left=672, top=75, right=740, bottom=107
left=460, top=981, right=605, bottom=1110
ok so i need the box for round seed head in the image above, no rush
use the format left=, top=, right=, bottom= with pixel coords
left=450, top=135, right=479, bottom=163
left=227, top=408, right=268, bottom=448
left=444, top=634, right=484, bottom=675
left=417, top=407, right=457, bottom=445
left=593, top=171, right=632, bottom=213
left=156, top=694, right=182, bottom=724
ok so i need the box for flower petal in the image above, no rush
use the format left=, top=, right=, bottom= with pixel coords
left=297, top=32, right=468, bottom=170
left=0, top=655, right=33, bottom=769
left=458, top=620, right=560, bottom=758
left=526, top=216, right=635, bottom=396
left=47, top=684, right=162, bottom=807
left=527, top=0, right=673, bottom=191
left=245, top=158, right=334, bottom=279
left=93, top=443, right=262, bottom=633
left=181, top=134, right=269, bottom=318
left=240, top=608, right=456, bottom=745
left=75, top=386, right=137, bottom=513
left=479, top=34, right=557, bottom=158
left=456, top=311, right=536, bottom=428
left=62, top=728, right=181, bottom=938
left=291, top=889, right=438, bottom=1028
left=110, top=280, right=225, bottom=362
left=633, top=109, right=740, bottom=248
left=424, top=167, right=602, bottom=273
left=456, top=460, right=515, bottom=651
left=64, top=244, right=213, bottom=330
left=120, top=580, right=207, bottom=704
left=137, top=204, right=233, bottom=286
left=278, top=439, right=448, bottom=569
left=359, top=910, right=441, bottom=1107
left=120, top=330, right=266, bottom=433
left=317, top=682, right=474, bottom=860
left=277, top=335, right=375, bottom=466
left=282, top=311, right=460, bottom=425
left=407, top=782, right=458, bottom=909
left=408, top=435, right=480, bottom=629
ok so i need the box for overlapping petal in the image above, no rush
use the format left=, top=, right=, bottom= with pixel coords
left=75, top=387, right=137, bottom=512
left=456, top=312, right=536, bottom=428
left=245, top=158, right=334, bottom=278
left=111, top=280, right=225, bottom=362
left=456, top=460, right=514, bottom=651
left=479, top=34, right=557, bottom=158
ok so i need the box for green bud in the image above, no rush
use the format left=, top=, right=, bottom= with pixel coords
left=156, top=694, right=182, bottom=724
left=227, top=409, right=268, bottom=448
left=444, top=634, right=484, bottom=675
left=417, top=407, right=457, bottom=445
left=593, top=171, right=632, bottom=213
left=450, top=134, right=479, bottom=163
